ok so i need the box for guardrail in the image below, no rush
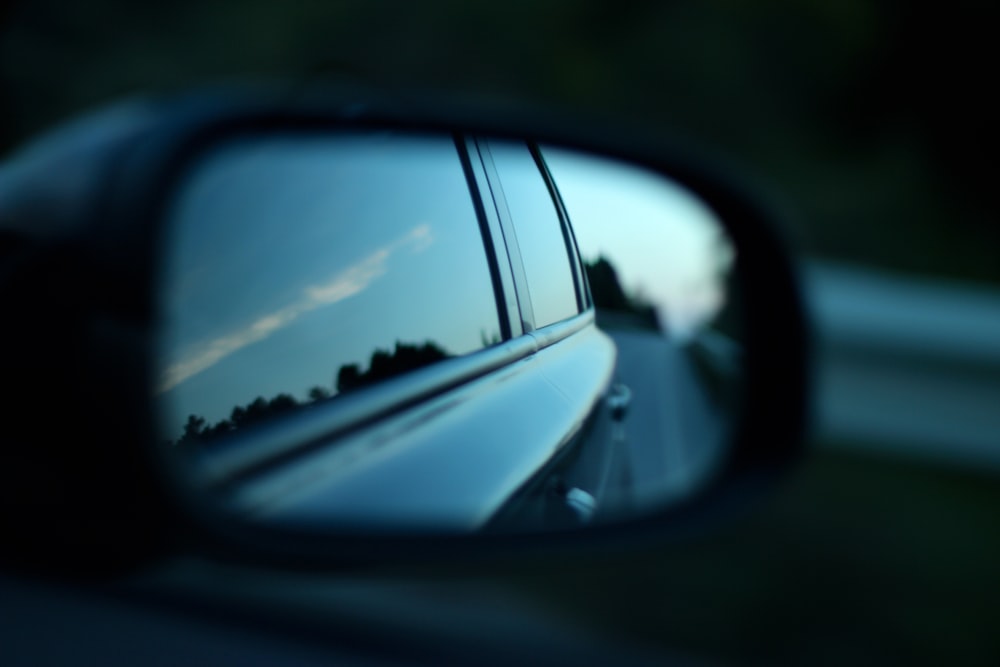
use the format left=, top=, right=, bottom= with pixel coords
left=805, top=262, right=1000, bottom=471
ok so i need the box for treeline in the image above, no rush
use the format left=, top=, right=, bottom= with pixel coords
left=585, top=256, right=661, bottom=332
left=174, top=256, right=657, bottom=447
left=173, top=340, right=449, bottom=447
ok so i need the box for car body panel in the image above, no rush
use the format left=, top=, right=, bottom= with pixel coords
left=219, top=319, right=616, bottom=530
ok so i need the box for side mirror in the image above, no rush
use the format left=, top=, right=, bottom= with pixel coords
left=0, top=88, right=809, bottom=573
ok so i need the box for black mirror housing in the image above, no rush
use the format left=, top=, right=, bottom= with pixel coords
left=0, top=85, right=810, bottom=576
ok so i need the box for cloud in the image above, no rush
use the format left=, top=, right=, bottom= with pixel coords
left=305, top=248, right=388, bottom=303
left=157, top=224, right=433, bottom=394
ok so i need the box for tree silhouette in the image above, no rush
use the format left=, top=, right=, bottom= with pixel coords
left=308, top=386, right=331, bottom=402
left=586, top=256, right=630, bottom=311
left=268, top=393, right=298, bottom=414
left=175, top=414, right=206, bottom=449
left=173, top=339, right=450, bottom=448
left=336, top=363, right=362, bottom=393
left=336, top=340, right=449, bottom=393
left=203, top=418, right=233, bottom=439
left=182, top=414, right=205, bottom=439
left=584, top=256, right=662, bottom=332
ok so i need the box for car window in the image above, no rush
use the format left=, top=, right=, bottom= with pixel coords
left=156, top=131, right=503, bottom=445
left=487, top=141, right=581, bottom=329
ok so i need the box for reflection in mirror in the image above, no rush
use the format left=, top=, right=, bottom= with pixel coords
left=154, top=131, right=742, bottom=535
left=542, top=146, right=740, bottom=507
left=156, top=132, right=502, bottom=449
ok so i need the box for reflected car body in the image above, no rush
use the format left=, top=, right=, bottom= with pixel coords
left=170, top=133, right=628, bottom=531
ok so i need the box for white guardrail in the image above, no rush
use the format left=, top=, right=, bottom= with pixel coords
left=805, top=261, right=1000, bottom=471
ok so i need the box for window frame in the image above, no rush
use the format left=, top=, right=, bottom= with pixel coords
left=457, top=135, right=523, bottom=340
left=474, top=138, right=591, bottom=332
left=532, top=143, right=593, bottom=311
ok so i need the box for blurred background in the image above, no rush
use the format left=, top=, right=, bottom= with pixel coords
left=3, top=1, right=999, bottom=664
left=2, top=0, right=999, bottom=284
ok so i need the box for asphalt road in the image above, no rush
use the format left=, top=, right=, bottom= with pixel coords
left=603, top=326, right=728, bottom=509
left=601, top=259, right=1000, bottom=502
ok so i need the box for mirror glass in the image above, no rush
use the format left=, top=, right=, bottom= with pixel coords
left=155, top=130, right=741, bottom=533
left=541, top=146, right=740, bottom=509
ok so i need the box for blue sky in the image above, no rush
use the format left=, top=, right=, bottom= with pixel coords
left=542, top=145, right=735, bottom=338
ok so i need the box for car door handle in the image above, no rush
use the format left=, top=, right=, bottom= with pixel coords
left=607, top=383, right=632, bottom=421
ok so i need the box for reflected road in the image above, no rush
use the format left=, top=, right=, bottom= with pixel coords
left=606, top=324, right=727, bottom=507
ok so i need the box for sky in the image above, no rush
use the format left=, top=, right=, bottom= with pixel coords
left=542, top=145, right=735, bottom=338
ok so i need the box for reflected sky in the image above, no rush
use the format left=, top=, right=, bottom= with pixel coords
left=542, top=146, right=734, bottom=338
left=158, top=132, right=501, bottom=437
left=158, top=224, right=432, bottom=394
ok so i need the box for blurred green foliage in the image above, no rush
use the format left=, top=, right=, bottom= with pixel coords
left=0, top=6, right=994, bottom=407
left=2, top=1, right=998, bottom=286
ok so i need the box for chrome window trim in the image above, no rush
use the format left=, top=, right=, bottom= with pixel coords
left=461, top=135, right=522, bottom=339
left=473, top=137, right=536, bottom=333
left=212, top=313, right=613, bottom=530
left=533, top=144, right=593, bottom=310
left=529, top=307, right=594, bottom=350
left=192, top=310, right=596, bottom=487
